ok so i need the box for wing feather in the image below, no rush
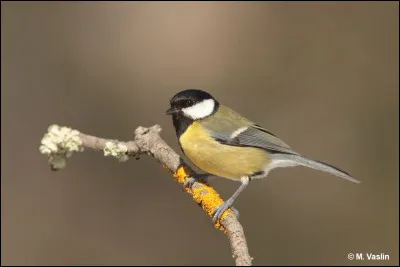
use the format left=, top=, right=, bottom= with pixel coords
left=201, top=105, right=299, bottom=155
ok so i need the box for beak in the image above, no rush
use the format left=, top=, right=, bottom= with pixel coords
left=165, top=107, right=178, bottom=115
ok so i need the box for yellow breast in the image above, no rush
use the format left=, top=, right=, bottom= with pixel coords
left=179, top=121, right=270, bottom=180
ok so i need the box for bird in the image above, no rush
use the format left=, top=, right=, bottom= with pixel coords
left=165, top=89, right=360, bottom=223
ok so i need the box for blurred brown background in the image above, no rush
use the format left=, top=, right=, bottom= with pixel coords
left=1, top=2, right=398, bottom=266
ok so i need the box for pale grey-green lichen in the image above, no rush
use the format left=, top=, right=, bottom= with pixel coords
left=48, top=154, right=67, bottom=170
left=104, top=141, right=129, bottom=162
left=39, top=124, right=84, bottom=170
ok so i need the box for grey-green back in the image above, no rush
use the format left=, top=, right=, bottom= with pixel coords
left=200, top=105, right=300, bottom=155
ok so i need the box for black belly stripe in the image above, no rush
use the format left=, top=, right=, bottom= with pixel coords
left=173, top=114, right=193, bottom=139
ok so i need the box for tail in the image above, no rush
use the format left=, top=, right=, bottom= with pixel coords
left=270, top=154, right=361, bottom=184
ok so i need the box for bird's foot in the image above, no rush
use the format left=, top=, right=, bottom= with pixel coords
left=212, top=198, right=239, bottom=224
left=182, top=173, right=210, bottom=190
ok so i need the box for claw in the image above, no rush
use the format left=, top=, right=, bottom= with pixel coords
left=212, top=200, right=239, bottom=224
left=182, top=174, right=209, bottom=191
left=210, top=177, right=249, bottom=224
left=183, top=177, right=196, bottom=189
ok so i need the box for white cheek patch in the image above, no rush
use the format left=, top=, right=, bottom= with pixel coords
left=182, top=99, right=215, bottom=120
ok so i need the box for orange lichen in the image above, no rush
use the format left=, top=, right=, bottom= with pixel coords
left=173, top=165, right=191, bottom=184
left=173, top=166, right=234, bottom=231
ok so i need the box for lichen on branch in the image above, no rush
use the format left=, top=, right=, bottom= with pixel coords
left=39, top=124, right=253, bottom=266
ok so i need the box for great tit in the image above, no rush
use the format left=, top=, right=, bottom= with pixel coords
left=165, top=89, right=360, bottom=223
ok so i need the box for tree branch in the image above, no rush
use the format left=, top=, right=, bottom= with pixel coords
left=39, top=124, right=253, bottom=266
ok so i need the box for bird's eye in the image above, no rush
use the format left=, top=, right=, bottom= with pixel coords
left=187, top=100, right=193, bottom=106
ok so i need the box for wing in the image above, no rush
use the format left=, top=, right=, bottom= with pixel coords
left=213, top=124, right=300, bottom=155
left=201, top=105, right=300, bottom=155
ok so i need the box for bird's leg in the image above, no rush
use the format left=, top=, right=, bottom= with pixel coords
left=212, top=177, right=249, bottom=224
left=183, top=173, right=211, bottom=189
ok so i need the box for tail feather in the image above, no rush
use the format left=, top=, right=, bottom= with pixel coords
left=270, top=154, right=360, bottom=184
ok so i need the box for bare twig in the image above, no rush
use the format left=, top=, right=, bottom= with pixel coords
left=39, top=124, right=253, bottom=266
